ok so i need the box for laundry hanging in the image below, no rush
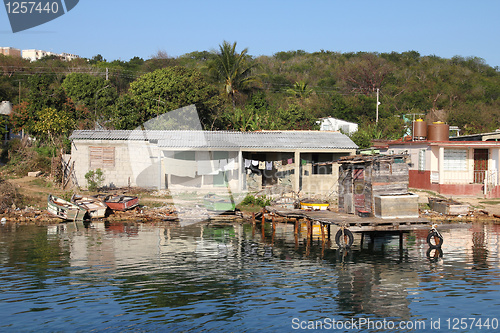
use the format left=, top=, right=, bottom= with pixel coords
left=163, top=157, right=197, bottom=178
left=225, top=158, right=236, bottom=171
left=197, top=160, right=220, bottom=175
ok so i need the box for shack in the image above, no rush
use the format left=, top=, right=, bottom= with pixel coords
left=338, top=154, right=418, bottom=218
left=68, top=129, right=357, bottom=196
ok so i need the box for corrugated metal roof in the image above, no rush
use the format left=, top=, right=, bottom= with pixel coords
left=69, top=130, right=358, bottom=150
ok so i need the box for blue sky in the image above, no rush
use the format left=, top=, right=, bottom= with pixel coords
left=1, top=0, right=499, bottom=67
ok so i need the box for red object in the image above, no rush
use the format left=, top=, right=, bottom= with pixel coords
left=104, top=195, right=139, bottom=211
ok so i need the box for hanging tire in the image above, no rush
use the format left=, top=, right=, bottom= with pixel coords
left=427, top=230, right=443, bottom=249
left=335, top=229, right=354, bottom=248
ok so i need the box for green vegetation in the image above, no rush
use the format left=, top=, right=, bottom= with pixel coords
left=479, top=200, right=500, bottom=205
left=1, top=45, right=500, bottom=160
left=241, top=194, right=271, bottom=207
left=84, top=168, right=105, bottom=192
left=0, top=139, right=53, bottom=176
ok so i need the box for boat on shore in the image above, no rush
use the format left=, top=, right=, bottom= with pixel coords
left=47, top=194, right=87, bottom=221
left=203, top=193, right=236, bottom=212
left=101, top=194, right=139, bottom=211
left=71, top=194, right=108, bottom=218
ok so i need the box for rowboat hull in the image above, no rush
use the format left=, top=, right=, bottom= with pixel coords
left=104, top=195, right=139, bottom=211
left=47, top=194, right=87, bottom=221
left=71, top=194, right=108, bottom=218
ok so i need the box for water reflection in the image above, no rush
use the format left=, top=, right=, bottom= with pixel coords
left=1, top=220, right=500, bottom=331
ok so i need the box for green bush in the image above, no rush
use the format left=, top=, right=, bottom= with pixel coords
left=241, top=194, right=271, bottom=207
left=85, top=168, right=105, bottom=192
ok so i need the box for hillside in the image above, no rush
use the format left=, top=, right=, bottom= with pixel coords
left=1, top=49, right=500, bottom=145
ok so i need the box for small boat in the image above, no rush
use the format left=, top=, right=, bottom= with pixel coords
left=203, top=193, right=236, bottom=212
left=71, top=194, right=108, bottom=218
left=103, top=195, right=139, bottom=211
left=47, top=194, right=87, bottom=221
left=300, top=199, right=330, bottom=211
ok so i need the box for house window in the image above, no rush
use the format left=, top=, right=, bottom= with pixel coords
left=174, top=151, right=195, bottom=161
left=90, top=147, right=115, bottom=169
left=444, top=149, right=467, bottom=171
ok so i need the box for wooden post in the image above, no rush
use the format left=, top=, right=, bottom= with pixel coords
left=307, top=219, right=312, bottom=241
left=272, top=215, right=276, bottom=241
left=399, top=231, right=404, bottom=252
left=261, top=213, right=266, bottom=239
left=320, top=223, right=326, bottom=243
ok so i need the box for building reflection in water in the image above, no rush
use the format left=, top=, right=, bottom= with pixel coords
left=38, top=220, right=500, bottom=320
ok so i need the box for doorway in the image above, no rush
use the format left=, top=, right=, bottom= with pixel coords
left=474, top=149, right=488, bottom=184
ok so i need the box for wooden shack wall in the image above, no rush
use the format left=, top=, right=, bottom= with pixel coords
left=338, top=165, right=353, bottom=213
left=338, top=158, right=409, bottom=214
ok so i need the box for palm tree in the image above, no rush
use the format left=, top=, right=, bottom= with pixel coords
left=206, top=41, right=261, bottom=108
left=286, top=81, right=313, bottom=98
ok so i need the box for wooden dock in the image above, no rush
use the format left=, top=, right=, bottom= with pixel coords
left=264, top=205, right=431, bottom=233
left=262, top=205, right=434, bottom=248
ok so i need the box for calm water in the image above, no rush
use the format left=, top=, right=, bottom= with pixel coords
left=1, top=220, right=500, bottom=332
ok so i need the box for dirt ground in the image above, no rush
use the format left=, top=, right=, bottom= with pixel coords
left=410, top=188, right=500, bottom=220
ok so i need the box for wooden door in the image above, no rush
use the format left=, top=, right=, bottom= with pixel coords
left=474, top=149, right=488, bottom=184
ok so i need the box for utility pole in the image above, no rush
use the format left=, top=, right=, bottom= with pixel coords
left=376, top=88, right=380, bottom=124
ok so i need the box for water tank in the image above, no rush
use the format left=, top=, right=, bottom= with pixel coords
left=412, top=119, right=427, bottom=140
left=427, top=122, right=449, bottom=141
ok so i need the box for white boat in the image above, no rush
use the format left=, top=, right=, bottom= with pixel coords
left=71, top=194, right=108, bottom=218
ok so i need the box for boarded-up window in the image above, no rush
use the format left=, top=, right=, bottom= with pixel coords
left=90, top=147, right=115, bottom=169
left=444, top=149, right=467, bottom=171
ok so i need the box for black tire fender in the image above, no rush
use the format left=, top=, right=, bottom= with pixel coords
left=335, top=228, right=354, bottom=248
left=427, top=230, right=444, bottom=249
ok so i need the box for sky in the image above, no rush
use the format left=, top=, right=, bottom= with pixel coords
left=1, top=0, right=500, bottom=67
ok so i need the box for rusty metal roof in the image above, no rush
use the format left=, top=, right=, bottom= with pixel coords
left=69, top=130, right=357, bottom=150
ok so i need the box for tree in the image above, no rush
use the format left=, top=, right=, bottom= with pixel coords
left=89, top=54, right=106, bottom=64
left=32, top=107, right=75, bottom=143
left=339, top=53, right=392, bottom=95
left=111, top=94, right=143, bottom=130
left=142, top=50, right=178, bottom=72
left=61, top=73, right=117, bottom=122
left=286, top=81, right=313, bottom=98
left=206, top=41, right=261, bottom=108
left=128, top=66, right=222, bottom=128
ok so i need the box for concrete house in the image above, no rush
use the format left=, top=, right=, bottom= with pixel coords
left=376, top=122, right=500, bottom=198
left=68, top=130, right=357, bottom=196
